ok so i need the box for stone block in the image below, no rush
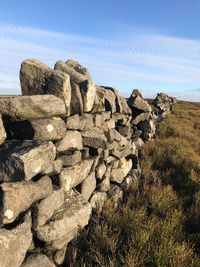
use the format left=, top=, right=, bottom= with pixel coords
left=0, top=176, right=52, bottom=224
left=0, top=95, right=66, bottom=120
left=0, top=140, right=56, bottom=182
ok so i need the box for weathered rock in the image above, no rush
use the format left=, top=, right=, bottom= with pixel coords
left=153, top=93, right=177, bottom=116
left=110, top=158, right=132, bottom=183
left=0, top=176, right=52, bottom=224
left=55, top=61, right=86, bottom=84
left=131, top=112, right=151, bottom=125
left=21, top=61, right=72, bottom=116
left=90, top=192, right=107, bottom=212
left=21, top=253, right=55, bottom=267
left=70, top=81, right=84, bottom=114
left=0, top=114, right=6, bottom=145
left=102, top=86, right=122, bottom=113
left=20, top=59, right=52, bottom=95
left=59, top=159, right=94, bottom=191
left=53, top=245, right=67, bottom=265
left=58, top=150, right=81, bottom=167
left=0, top=95, right=66, bottom=120
left=91, top=86, right=105, bottom=112
left=103, top=118, right=115, bottom=129
left=36, top=191, right=91, bottom=243
left=0, top=212, right=32, bottom=267
left=98, top=176, right=110, bottom=192
left=81, top=172, right=96, bottom=200
left=134, top=137, right=144, bottom=150
left=56, top=130, right=83, bottom=152
left=47, top=70, right=71, bottom=116
left=100, top=86, right=116, bottom=113
left=139, top=119, right=156, bottom=135
left=47, top=228, right=77, bottom=251
left=119, top=96, right=132, bottom=115
left=112, top=113, right=130, bottom=125
left=66, top=114, right=94, bottom=130
left=5, top=117, right=66, bottom=141
left=43, top=159, right=63, bottom=175
left=81, top=128, right=107, bottom=150
left=33, top=188, right=65, bottom=227
left=128, top=89, right=152, bottom=112
left=108, top=185, right=123, bottom=206
left=65, top=59, right=88, bottom=76
left=117, top=125, right=132, bottom=138
left=65, top=59, right=96, bottom=113
left=54, top=61, right=96, bottom=112
left=105, top=128, right=122, bottom=143
left=96, top=163, right=106, bottom=179
left=0, top=141, right=56, bottom=182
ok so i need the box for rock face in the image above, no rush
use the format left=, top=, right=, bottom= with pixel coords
left=0, top=95, right=66, bottom=119
left=0, top=58, right=176, bottom=266
left=0, top=141, right=56, bottom=182
left=0, top=212, right=32, bottom=267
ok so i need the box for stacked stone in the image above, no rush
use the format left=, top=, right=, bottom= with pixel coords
left=127, top=89, right=156, bottom=143
left=0, top=59, right=176, bottom=267
left=153, top=92, right=177, bottom=119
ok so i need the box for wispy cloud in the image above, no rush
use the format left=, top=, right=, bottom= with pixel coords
left=0, top=23, right=200, bottom=101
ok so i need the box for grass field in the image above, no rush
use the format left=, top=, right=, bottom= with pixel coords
left=65, top=101, right=200, bottom=267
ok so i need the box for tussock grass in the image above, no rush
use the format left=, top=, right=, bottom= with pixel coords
left=65, top=101, right=200, bottom=267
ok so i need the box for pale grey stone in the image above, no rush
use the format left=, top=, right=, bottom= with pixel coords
left=81, top=172, right=96, bottom=200
left=20, top=59, right=52, bottom=95
left=0, top=176, right=53, bottom=224
left=0, top=95, right=66, bottom=120
left=33, top=188, right=65, bottom=227
left=81, top=128, right=107, bottom=150
left=90, top=192, right=107, bottom=212
left=0, top=140, right=56, bottom=182
left=128, top=89, right=152, bottom=112
left=59, top=159, right=94, bottom=191
left=56, top=130, right=83, bottom=152
left=0, top=212, right=32, bottom=267
left=96, top=163, right=106, bottom=179
left=36, top=191, right=91, bottom=243
left=53, top=245, right=67, bottom=265
left=110, top=158, right=132, bottom=184
left=98, top=176, right=110, bottom=192
left=47, top=70, right=71, bottom=116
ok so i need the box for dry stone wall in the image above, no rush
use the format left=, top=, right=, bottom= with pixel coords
left=0, top=59, right=176, bottom=267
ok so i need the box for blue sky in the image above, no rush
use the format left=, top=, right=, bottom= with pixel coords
left=0, top=0, right=200, bottom=101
